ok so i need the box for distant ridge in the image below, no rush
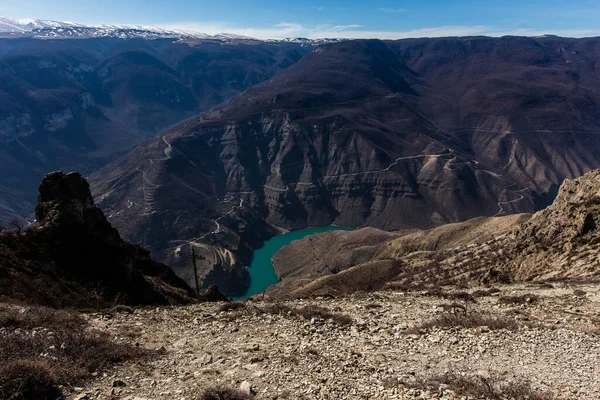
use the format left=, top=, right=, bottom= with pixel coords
left=0, top=17, right=246, bottom=40
left=0, top=17, right=341, bottom=43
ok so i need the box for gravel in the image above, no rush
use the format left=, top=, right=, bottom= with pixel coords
left=73, top=283, right=600, bottom=399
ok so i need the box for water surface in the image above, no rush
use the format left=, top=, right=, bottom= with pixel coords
left=237, top=226, right=352, bottom=299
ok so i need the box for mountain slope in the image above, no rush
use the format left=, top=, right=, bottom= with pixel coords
left=0, top=37, right=310, bottom=222
left=270, top=168, right=600, bottom=298
left=91, top=36, right=600, bottom=295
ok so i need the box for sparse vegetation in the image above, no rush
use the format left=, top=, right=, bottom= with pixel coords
left=498, top=293, right=539, bottom=305
left=0, top=360, right=61, bottom=400
left=0, top=304, right=151, bottom=399
left=411, top=372, right=555, bottom=400
left=472, top=287, right=501, bottom=297
left=221, top=302, right=353, bottom=325
left=8, top=218, right=25, bottom=234
left=406, top=311, right=518, bottom=334
left=218, top=302, right=246, bottom=312
left=197, top=386, right=253, bottom=400
left=419, top=288, right=477, bottom=303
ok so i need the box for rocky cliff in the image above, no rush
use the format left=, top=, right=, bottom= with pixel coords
left=91, top=37, right=600, bottom=295
left=270, top=168, right=600, bottom=298
left=0, top=171, right=196, bottom=307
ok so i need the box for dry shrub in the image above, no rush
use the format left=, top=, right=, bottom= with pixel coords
left=444, top=291, right=476, bottom=302
left=294, top=305, right=353, bottom=325
left=439, top=303, right=467, bottom=313
left=0, top=360, right=61, bottom=400
left=417, top=372, right=555, bottom=400
left=420, top=289, right=476, bottom=303
left=573, top=289, right=587, bottom=297
left=198, top=386, right=253, bottom=400
left=406, top=311, right=518, bottom=334
left=107, top=305, right=134, bottom=314
left=498, top=294, right=539, bottom=305
left=0, top=304, right=84, bottom=331
left=0, top=304, right=150, bottom=399
left=472, top=287, right=501, bottom=297
left=218, top=302, right=246, bottom=312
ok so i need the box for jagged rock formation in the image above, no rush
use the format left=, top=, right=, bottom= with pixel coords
left=0, top=171, right=196, bottom=307
left=92, top=36, right=600, bottom=295
left=269, top=169, right=600, bottom=298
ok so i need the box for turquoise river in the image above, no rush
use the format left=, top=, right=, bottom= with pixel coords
left=236, top=226, right=352, bottom=299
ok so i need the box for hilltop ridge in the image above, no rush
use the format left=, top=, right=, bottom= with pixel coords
left=269, top=168, right=600, bottom=298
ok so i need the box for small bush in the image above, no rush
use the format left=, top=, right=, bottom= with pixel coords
left=421, top=289, right=476, bottom=303
left=0, top=360, right=61, bottom=400
left=444, top=291, right=476, bottom=302
left=0, top=304, right=85, bottom=330
left=107, top=305, right=134, bottom=314
left=0, top=304, right=150, bottom=399
left=198, top=386, right=253, bottom=400
left=472, top=287, right=501, bottom=297
left=218, top=302, right=246, bottom=313
left=439, top=303, right=467, bottom=313
left=498, top=294, right=539, bottom=305
left=573, top=289, right=587, bottom=297
left=415, top=372, right=555, bottom=400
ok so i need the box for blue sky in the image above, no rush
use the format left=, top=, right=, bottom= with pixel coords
left=1, top=0, right=599, bottom=39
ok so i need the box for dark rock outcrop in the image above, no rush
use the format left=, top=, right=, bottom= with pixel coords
left=199, top=284, right=229, bottom=302
left=0, top=171, right=199, bottom=307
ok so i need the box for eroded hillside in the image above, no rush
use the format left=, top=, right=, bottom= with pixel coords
left=91, top=37, right=600, bottom=295
left=269, top=169, right=600, bottom=299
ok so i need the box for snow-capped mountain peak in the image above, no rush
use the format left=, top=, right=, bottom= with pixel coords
left=0, top=17, right=251, bottom=41
left=0, top=17, right=83, bottom=33
left=0, top=17, right=340, bottom=43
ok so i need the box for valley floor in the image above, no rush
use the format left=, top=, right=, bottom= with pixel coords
left=74, top=282, right=600, bottom=400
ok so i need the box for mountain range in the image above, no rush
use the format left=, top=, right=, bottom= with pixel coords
left=90, top=36, right=600, bottom=295
left=1, top=21, right=600, bottom=296
left=0, top=17, right=342, bottom=43
left=0, top=17, right=253, bottom=40
left=0, top=32, right=311, bottom=222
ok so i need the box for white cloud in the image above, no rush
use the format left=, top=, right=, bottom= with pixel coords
left=379, top=8, right=407, bottom=13
left=156, top=21, right=600, bottom=40
left=157, top=21, right=305, bottom=39
left=309, top=25, right=490, bottom=39
left=482, top=27, right=600, bottom=38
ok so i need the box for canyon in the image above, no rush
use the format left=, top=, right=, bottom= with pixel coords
left=91, top=36, right=600, bottom=295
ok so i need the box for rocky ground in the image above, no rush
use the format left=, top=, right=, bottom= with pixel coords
left=68, top=282, right=600, bottom=400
